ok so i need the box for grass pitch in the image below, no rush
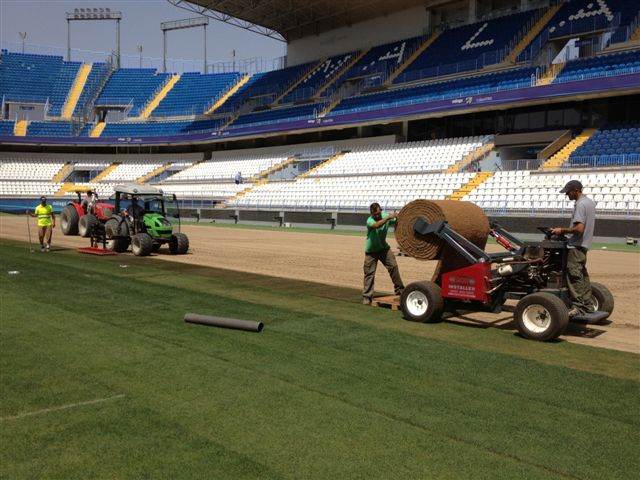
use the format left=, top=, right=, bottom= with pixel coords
left=1, top=239, right=638, bottom=479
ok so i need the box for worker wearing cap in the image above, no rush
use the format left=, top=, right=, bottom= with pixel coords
left=29, top=196, right=55, bottom=252
left=362, top=202, right=404, bottom=305
left=551, top=180, right=596, bottom=316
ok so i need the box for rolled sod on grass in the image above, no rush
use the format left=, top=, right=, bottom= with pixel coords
left=395, top=199, right=490, bottom=279
left=184, top=313, right=264, bottom=332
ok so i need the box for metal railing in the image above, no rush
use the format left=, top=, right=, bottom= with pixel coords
left=561, top=154, right=640, bottom=169
left=1, top=40, right=286, bottom=75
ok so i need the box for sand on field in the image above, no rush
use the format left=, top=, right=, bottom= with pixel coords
left=2, top=215, right=638, bottom=354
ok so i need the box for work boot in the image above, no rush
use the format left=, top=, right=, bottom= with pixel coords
left=362, top=297, right=372, bottom=306
left=568, top=307, right=580, bottom=318
left=40, top=246, right=45, bottom=253
left=45, top=244, right=51, bottom=252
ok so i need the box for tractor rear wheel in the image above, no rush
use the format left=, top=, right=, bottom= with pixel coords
left=60, top=205, right=79, bottom=236
left=400, top=281, right=444, bottom=323
left=169, top=233, right=189, bottom=254
left=514, top=292, right=569, bottom=341
left=590, top=282, right=614, bottom=319
left=78, top=214, right=98, bottom=238
left=105, top=218, right=129, bottom=253
left=131, top=233, right=154, bottom=257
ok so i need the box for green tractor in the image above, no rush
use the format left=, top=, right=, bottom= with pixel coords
left=104, top=184, right=189, bottom=256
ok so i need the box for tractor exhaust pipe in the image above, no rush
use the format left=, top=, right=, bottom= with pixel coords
left=184, top=313, right=264, bottom=333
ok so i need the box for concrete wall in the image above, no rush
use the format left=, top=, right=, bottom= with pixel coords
left=287, top=6, right=429, bottom=66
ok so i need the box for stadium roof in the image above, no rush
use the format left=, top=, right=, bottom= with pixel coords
left=169, top=0, right=453, bottom=41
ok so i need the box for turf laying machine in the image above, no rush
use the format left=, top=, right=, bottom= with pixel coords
left=103, top=184, right=189, bottom=256
left=394, top=200, right=613, bottom=342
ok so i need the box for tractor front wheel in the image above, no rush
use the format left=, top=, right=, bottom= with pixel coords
left=131, top=233, right=154, bottom=257
left=514, top=292, right=569, bottom=341
left=60, top=205, right=79, bottom=235
left=400, top=281, right=444, bottom=323
left=169, top=233, right=189, bottom=254
left=78, top=214, right=98, bottom=238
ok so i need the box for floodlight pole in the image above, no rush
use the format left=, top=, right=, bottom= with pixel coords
left=116, top=18, right=121, bottom=68
left=66, top=9, right=122, bottom=67
left=67, top=20, right=71, bottom=61
left=160, top=17, right=209, bottom=73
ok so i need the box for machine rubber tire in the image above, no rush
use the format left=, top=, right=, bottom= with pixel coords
left=514, top=292, right=569, bottom=341
left=169, top=233, right=189, bottom=254
left=151, top=242, right=162, bottom=253
left=105, top=218, right=129, bottom=253
left=131, top=233, right=154, bottom=257
left=78, top=214, right=98, bottom=238
left=590, top=282, right=614, bottom=319
left=400, top=281, right=444, bottom=323
left=60, top=205, right=79, bottom=236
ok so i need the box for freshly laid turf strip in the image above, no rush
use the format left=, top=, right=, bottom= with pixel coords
left=1, top=239, right=638, bottom=479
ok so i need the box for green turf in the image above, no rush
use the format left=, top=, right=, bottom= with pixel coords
left=1, top=239, right=638, bottom=479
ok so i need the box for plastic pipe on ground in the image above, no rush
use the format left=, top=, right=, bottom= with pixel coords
left=184, top=313, right=264, bottom=332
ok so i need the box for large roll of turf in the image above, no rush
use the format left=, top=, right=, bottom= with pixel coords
left=395, top=200, right=490, bottom=279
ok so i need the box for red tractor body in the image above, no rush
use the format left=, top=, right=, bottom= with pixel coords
left=60, top=189, right=113, bottom=237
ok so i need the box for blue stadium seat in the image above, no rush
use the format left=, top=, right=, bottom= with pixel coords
left=97, top=118, right=226, bottom=137
left=518, top=0, right=637, bottom=62
left=96, top=68, right=171, bottom=117
left=397, top=10, right=537, bottom=83
left=569, top=125, right=640, bottom=167
left=0, top=120, right=15, bottom=135
left=330, top=68, right=537, bottom=116
left=282, top=52, right=358, bottom=103
left=152, top=72, right=243, bottom=117
left=27, top=121, right=74, bottom=137
left=323, top=36, right=427, bottom=97
left=215, top=62, right=315, bottom=114
left=553, top=50, right=640, bottom=83
left=73, top=62, right=111, bottom=117
left=229, top=102, right=325, bottom=128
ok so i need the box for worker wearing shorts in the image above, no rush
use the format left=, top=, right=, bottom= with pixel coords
left=31, top=196, right=55, bottom=252
left=362, top=202, right=404, bottom=305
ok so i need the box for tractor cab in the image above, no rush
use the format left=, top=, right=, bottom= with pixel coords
left=105, top=184, right=188, bottom=256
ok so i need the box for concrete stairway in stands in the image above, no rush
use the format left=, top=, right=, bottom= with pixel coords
left=91, top=163, right=120, bottom=182
left=299, top=152, right=346, bottom=178
left=537, top=62, right=565, bottom=86
left=52, top=163, right=73, bottom=183
left=136, top=74, right=181, bottom=119
left=447, top=172, right=494, bottom=200
left=206, top=75, right=251, bottom=114
left=61, top=63, right=92, bottom=119
left=504, top=3, right=564, bottom=64
left=137, top=164, right=172, bottom=184
left=446, top=142, right=494, bottom=173
left=314, top=49, right=370, bottom=99
left=273, top=61, right=323, bottom=105
left=540, top=129, right=597, bottom=170
left=385, top=31, right=441, bottom=85
left=89, top=122, right=106, bottom=138
left=13, top=120, right=28, bottom=136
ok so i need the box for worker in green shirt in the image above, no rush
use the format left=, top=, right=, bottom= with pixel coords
left=363, top=202, right=404, bottom=305
left=28, top=196, right=55, bottom=252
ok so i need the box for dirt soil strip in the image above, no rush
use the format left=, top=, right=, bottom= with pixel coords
left=2, top=216, right=638, bottom=354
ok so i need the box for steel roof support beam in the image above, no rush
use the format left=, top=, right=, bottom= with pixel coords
left=167, top=0, right=286, bottom=42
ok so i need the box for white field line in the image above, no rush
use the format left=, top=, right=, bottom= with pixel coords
left=1, top=394, right=125, bottom=421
